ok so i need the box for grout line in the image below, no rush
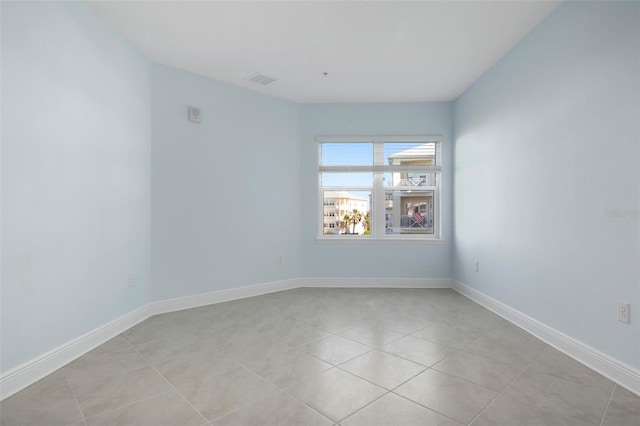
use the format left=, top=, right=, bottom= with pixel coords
left=199, top=365, right=293, bottom=423
left=63, top=353, right=176, bottom=422
left=335, top=362, right=434, bottom=424
left=65, top=375, right=87, bottom=425
left=599, top=384, right=617, bottom=426
left=81, top=388, right=176, bottom=423
left=132, top=347, right=214, bottom=426
left=466, top=344, right=547, bottom=425
left=390, top=387, right=467, bottom=425
left=331, top=355, right=464, bottom=425
left=336, top=390, right=392, bottom=424
left=417, top=365, right=503, bottom=393
left=249, top=364, right=340, bottom=423
left=295, top=333, right=378, bottom=367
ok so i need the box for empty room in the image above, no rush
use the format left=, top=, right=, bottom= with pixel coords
left=1, top=0, right=639, bottom=425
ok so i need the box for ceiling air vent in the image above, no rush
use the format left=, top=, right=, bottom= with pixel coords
left=245, top=72, right=279, bottom=86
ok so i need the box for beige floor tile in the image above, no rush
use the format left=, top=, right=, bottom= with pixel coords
left=464, top=324, right=546, bottom=368
left=301, top=335, right=372, bottom=365
left=243, top=315, right=294, bottom=334
left=210, top=391, right=333, bottom=426
left=216, top=334, right=292, bottom=364
left=0, top=371, right=83, bottom=426
left=432, top=350, right=524, bottom=392
left=194, top=321, right=253, bottom=347
left=369, top=313, right=430, bottom=335
left=527, top=347, right=614, bottom=392
left=134, top=333, right=212, bottom=364
left=261, top=320, right=331, bottom=347
left=62, top=421, right=87, bottom=426
left=243, top=347, right=332, bottom=389
left=471, top=388, right=578, bottom=426
left=68, top=366, right=171, bottom=418
left=340, top=324, right=404, bottom=348
left=507, top=369, right=615, bottom=425
left=340, top=350, right=426, bottom=390
left=285, top=368, right=386, bottom=422
left=120, top=320, right=188, bottom=346
left=163, top=308, right=231, bottom=333
left=341, top=393, right=462, bottom=426
left=305, top=310, right=364, bottom=333
left=382, top=335, right=452, bottom=366
left=402, top=304, right=444, bottom=322
left=450, top=306, right=506, bottom=332
left=85, top=390, right=206, bottom=426
left=179, top=367, right=279, bottom=422
left=223, top=301, right=269, bottom=323
left=346, top=305, right=381, bottom=321
left=89, top=336, right=131, bottom=355
left=394, top=369, right=498, bottom=424
left=601, top=385, right=640, bottom=426
left=63, top=347, right=149, bottom=381
left=413, top=320, right=485, bottom=349
left=154, top=348, right=239, bottom=388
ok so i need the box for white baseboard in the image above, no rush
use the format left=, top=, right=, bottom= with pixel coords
left=452, top=280, right=640, bottom=397
left=0, top=304, right=151, bottom=401
left=298, top=277, right=454, bottom=288
left=149, top=278, right=299, bottom=315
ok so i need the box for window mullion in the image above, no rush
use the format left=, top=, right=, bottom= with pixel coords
left=373, top=142, right=385, bottom=237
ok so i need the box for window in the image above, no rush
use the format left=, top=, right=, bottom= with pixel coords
left=318, top=136, right=441, bottom=240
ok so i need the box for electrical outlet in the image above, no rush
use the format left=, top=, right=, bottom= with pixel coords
left=128, top=274, right=135, bottom=288
left=474, top=259, right=480, bottom=272
left=617, top=301, right=630, bottom=324
left=188, top=106, right=201, bottom=124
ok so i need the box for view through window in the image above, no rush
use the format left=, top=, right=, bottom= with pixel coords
left=318, top=137, right=441, bottom=239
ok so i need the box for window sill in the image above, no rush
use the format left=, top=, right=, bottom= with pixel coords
left=316, top=236, right=444, bottom=245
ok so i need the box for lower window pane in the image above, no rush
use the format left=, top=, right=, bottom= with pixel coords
left=385, top=190, right=434, bottom=235
left=323, top=190, right=371, bottom=235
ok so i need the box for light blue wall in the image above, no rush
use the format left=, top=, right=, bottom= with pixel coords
left=3, top=0, right=638, bottom=381
left=1, top=2, right=151, bottom=373
left=453, top=1, right=640, bottom=368
left=150, top=65, right=301, bottom=301
left=300, top=103, right=453, bottom=278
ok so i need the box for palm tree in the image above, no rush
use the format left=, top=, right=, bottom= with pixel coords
left=344, top=209, right=362, bottom=234
left=364, top=211, right=371, bottom=232
left=342, top=214, right=351, bottom=234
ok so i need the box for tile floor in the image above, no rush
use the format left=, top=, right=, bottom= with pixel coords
left=1, top=288, right=639, bottom=426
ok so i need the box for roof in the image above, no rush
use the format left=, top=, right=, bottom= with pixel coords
left=387, top=143, right=436, bottom=161
left=324, top=191, right=369, bottom=202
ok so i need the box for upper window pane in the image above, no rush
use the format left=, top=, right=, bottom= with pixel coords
left=321, top=143, right=373, bottom=166
left=384, top=142, right=437, bottom=167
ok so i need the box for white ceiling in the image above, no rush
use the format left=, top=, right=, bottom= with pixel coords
left=88, top=1, right=561, bottom=103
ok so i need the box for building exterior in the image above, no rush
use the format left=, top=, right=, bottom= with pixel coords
left=323, top=191, right=369, bottom=234
left=385, top=144, right=436, bottom=234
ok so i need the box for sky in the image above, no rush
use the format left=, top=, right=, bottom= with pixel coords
left=321, top=142, right=426, bottom=187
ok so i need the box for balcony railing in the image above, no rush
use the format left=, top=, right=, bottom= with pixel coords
left=400, top=215, right=433, bottom=228
left=396, top=176, right=436, bottom=187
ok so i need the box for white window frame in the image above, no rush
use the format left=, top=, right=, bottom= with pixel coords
left=316, top=135, right=443, bottom=244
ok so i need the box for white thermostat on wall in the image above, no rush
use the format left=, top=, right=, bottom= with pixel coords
left=188, top=106, right=201, bottom=124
